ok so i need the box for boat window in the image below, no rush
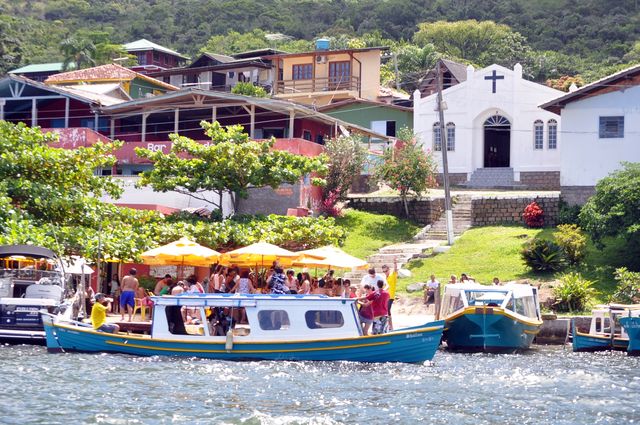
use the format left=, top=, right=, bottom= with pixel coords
left=466, top=291, right=507, bottom=307
left=505, top=298, right=514, bottom=312
left=258, top=310, right=291, bottom=331
left=207, top=307, right=251, bottom=337
left=514, top=298, right=526, bottom=316
left=166, top=306, right=188, bottom=335
left=305, top=310, right=344, bottom=329
left=521, top=296, right=538, bottom=319
left=440, top=294, right=464, bottom=316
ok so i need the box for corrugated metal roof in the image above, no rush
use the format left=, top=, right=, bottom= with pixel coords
left=123, top=38, right=188, bottom=59
left=9, top=62, right=67, bottom=74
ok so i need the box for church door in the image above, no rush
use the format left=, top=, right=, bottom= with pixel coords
left=483, top=115, right=511, bottom=167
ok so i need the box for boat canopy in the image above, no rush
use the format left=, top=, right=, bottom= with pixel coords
left=0, top=245, right=59, bottom=260
left=151, top=293, right=354, bottom=308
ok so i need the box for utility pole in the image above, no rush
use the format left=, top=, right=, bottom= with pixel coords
left=436, top=60, right=455, bottom=246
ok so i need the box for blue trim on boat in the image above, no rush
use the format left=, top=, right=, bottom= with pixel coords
left=444, top=312, right=539, bottom=352
left=620, top=317, right=640, bottom=355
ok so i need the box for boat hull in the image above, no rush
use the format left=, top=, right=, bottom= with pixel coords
left=443, top=307, right=541, bottom=352
left=43, top=318, right=445, bottom=363
left=620, top=317, right=640, bottom=356
left=571, top=320, right=629, bottom=352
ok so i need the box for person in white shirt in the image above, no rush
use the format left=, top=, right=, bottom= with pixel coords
left=424, top=274, right=440, bottom=305
left=360, top=268, right=387, bottom=288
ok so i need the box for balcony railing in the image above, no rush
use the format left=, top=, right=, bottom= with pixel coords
left=275, top=76, right=360, bottom=95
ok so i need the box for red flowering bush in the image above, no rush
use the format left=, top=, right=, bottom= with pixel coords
left=523, top=201, right=544, bottom=227
left=319, top=189, right=343, bottom=217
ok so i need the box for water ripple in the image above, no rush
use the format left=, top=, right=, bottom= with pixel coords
left=0, top=345, right=638, bottom=424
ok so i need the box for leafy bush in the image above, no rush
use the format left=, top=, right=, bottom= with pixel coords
left=231, top=82, right=268, bottom=97
left=554, top=224, right=587, bottom=265
left=552, top=272, right=596, bottom=312
left=557, top=200, right=582, bottom=225
left=611, top=267, right=640, bottom=304
left=521, top=238, right=565, bottom=272
left=523, top=201, right=544, bottom=227
left=318, top=189, right=343, bottom=217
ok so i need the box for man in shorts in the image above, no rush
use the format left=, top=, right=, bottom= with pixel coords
left=91, top=293, right=119, bottom=333
left=120, top=268, right=139, bottom=322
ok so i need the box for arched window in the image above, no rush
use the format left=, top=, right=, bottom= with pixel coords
left=547, top=119, right=557, bottom=149
left=446, top=122, right=455, bottom=151
left=533, top=120, right=544, bottom=150
left=433, top=122, right=442, bottom=151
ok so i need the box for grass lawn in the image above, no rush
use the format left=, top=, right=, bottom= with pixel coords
left=336, top=209, right=420, bottom=260
left=403, top=226, right=554, bottom=290
left=402, top=224, right=632, bottom=303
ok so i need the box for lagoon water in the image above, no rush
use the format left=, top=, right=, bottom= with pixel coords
left=1, top=344, right=638, bottom=425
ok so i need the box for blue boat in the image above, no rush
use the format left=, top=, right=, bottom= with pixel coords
left=440, top=283, right=543, bottom=352
left=43, top=293, right=444, bottom=363
left=619, top=315, right=640, bottom=356
left=571, top=305, right=640, bottom=353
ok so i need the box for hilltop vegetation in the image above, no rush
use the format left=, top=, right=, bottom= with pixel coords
left=1, top=0, right=639, bottom=86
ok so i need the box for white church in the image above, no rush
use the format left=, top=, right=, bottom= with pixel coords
left=414, top=63, right=565, bottom=189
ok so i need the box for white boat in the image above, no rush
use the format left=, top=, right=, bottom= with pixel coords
left=0, top=245, right=70, bottom=344
left=44, top=293, right=445, bottom=363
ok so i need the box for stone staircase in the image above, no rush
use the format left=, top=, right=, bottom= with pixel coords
left=343, top=241, right=440, bottom=281
left=462, top=167, right=524, bottom=189
left=417, top=195, right=473, bottom=240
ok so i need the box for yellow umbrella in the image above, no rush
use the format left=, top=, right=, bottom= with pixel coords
left=140, top=237, right=221, bottom=267
left=293, top=246, right=368, bottom=270
left=219, top=242, right=301, bottom=268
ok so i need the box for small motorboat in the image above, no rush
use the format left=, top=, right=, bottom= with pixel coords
left=439, top=282, right=543, bottom=352
left=572, top=304, right=640, bottom=353
left=43, top=293, right=444, bottom=363
left=0, top=245, right=71, bottom=344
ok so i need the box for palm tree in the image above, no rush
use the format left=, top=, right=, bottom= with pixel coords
left=60, top=37, right=96, bottom=71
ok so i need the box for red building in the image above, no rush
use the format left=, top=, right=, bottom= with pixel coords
left=123, top=39, right=189, bottom=74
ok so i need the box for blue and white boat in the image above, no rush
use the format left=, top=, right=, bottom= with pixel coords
left=573, top=304, right=640, bottom=353
left=439, top=282, right=543, bottom=352
left=620, top=315, right=640, bottom=356
left=43, top=293, right=444, bottom=363
left=0, top=245, right=70, bottom=344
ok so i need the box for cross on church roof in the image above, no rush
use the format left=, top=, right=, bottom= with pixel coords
left=485, top=70, right=504, bottom=93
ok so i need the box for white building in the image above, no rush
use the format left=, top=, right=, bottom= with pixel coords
left=414, top=64, right=564, bottom=189
left=541, top=64, right=640, bottom=204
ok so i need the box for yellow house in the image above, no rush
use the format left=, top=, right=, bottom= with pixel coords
left=265, top=45, right=387, bottom=107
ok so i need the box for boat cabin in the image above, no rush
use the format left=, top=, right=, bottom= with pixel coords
left=150, top=293, right=362, bottom=341
left=587, top=305, right=640, bottom=339
left=440, top=283, right=541, bottom=321
left=0, top=245, right=68, bottom=341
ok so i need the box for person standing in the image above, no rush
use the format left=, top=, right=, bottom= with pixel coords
left=285, top=269, right=299, bottom=294
left=360, top=268, right=387, bottom=289
left=268, top=267, right=289, bottom=295
left=91, top=293, right=119, bottom=333
left=109, top=274, right=120, bottom=314
left=381, top=259, right=398, bottom=330
left=120, top=268, right=139, bottom=322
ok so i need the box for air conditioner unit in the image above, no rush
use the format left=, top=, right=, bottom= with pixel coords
left=316, top=55, right=326, bottom=64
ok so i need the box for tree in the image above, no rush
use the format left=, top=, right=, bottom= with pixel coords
left=579, top=162, right=640, bottom=268
left=135, top=121, right=327, bottom=212
left=200, top=29, right=270, bottom=55
left=60, top=36, right=96, bottom=70
left=323, top=135, right=367, bottom=201
left=0, top=16, right=23, bottom=74
left=413, top=20, right=531, bottom=68
left=0, top=121, right=122, bottom=225
left=373, top=129, right=438, bottom=216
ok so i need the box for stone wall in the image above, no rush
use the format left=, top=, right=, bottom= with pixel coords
left=236, top=184, right=300, bottom=215
left=561, top=186, right=596, bottom=206
left=435, top=173, right=469, bottom=186
left=471, top=194, right=560, bottom=227
left=347, top=196, right=445, bottom=225
left=519, top=171, right=561, bottom=190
